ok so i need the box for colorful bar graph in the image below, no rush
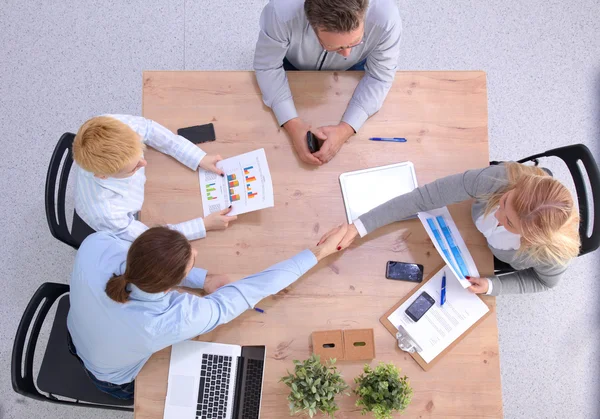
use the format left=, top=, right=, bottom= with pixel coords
left=206, top=187, right=216, bottom=192
left=229, top=188, right=235, bottom=195
left=227, top=174, right=237, bottom=181
left=245, top=176, right=256, bottom=182
left=229, top=180, right=239, bottom=187
left=207, top=183, right=215, bottom=187
left=247, top=184, right=251, bottom=191
left=231, top=194, right=240, bottom=202
left=243, top=166, right=253, bottom=172
left=248, top=192, right=257, bottom=199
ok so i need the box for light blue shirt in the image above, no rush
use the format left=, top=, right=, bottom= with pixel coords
left=66, top=232, right=317, bottom=384
left=74, top=114, right=208, bottom=242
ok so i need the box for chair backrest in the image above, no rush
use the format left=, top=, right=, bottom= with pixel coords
left=11, top=283, right=69, bottom=402
left=518, top=144, right=600, bottom=256
left=11, top=283, right=133, bottom=411
left=45, top=133, right=79, bottom=249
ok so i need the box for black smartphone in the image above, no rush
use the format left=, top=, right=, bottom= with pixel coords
left=405, top=292, right=436, bottom=322
left=385, top=261, right=424, bottom=283
left=307, top=131, right=321, bottom=153
left=177, top=123, right=216, bottom=144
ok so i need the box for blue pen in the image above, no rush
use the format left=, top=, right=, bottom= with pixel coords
left=369, top=137, right=407, bottom=143
left=440, top=272, right=447, bottom=306
left=254, top=307, right=265, bottom=314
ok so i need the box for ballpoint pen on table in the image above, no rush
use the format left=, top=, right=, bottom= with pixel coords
left=441, top=272, right=447, bottom=306
left=369, top=137, right=407, bottom=143
left=254, top=307, right=265, bottom=314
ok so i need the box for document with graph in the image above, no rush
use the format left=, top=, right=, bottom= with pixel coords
left=417, top=207, right=480, bottom=288
left=198, top=148, right=274, bottom=216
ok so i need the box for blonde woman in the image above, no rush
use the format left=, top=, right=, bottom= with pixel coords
left=319, top=163, right=580, bottom=295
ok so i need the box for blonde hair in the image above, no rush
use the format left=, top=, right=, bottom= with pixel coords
left=73, top=116, right=144, bottom=175
left=485, top=163, right=580, bottom=266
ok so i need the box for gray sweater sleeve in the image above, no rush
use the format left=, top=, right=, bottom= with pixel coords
left=489, top=263, right=567, bottom=296
left=341, top=13, right=402, bottom=131
left=253, top=3, right=297, bottom=126
left=358, top=165, right=509, bottom=234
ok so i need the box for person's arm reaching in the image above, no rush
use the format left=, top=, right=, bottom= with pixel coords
left=357, top=165, right=509, bottom=236
left=317, top=165, right=510, bottom=250
left=175, top=225, right=348, bottom=340
left=116, top=115, right=207, bottom=170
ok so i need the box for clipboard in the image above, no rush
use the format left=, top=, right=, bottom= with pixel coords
left=379, top=264, right=495, bottom=371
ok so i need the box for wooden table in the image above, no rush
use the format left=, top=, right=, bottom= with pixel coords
left=136, top=71, right=502, bottom=418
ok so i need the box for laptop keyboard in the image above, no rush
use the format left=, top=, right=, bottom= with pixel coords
left=241, top=359, right=265, bottom=418
left=196, top=354, right=232, bottom=419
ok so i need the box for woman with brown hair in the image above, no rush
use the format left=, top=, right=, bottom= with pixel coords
left=67, top=225, right=348, bottom=399
left=319, top=162, right=581, bottom=295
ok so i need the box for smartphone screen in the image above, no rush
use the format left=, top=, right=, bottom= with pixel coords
left=405, top=292, right=436, bottom=322
left=386, top=261, right=424, bottom=283
left=177, top=123, right=216, bottom=144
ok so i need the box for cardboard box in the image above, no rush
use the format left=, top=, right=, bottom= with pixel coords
left=343, top=329, right=376, bottom=361
left=311, top=330, right=344, bottom=361
left=312, top=329, right=375, bottom=361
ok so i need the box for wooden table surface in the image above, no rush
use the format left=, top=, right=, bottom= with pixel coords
left=136, top=71, right=502, bottom=418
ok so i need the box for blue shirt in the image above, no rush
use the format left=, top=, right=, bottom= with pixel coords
left=74, top=114, right=208, bottom=242
left=67, top=232, right=317, bottom=384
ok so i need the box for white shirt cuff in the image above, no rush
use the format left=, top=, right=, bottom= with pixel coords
left=169, top=217, right=207, bottom=241
left=341, top=103, right=369, bottom=133
left=272, top=98, right=299, bottom=127
left=353, top=219, right=368, bottom=238
left=485, top=278, right=494, bottom=295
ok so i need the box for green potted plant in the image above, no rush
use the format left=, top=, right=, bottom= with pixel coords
left=354, top=362, right=413, bottom=419
left=281, top=354, right=349, bottom=417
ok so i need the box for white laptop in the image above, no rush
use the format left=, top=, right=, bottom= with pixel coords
left=163, top=341, right=266, bottom=419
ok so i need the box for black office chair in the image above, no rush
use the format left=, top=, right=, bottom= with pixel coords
left=45, top=133, right=95, bottom=249
left=11, top=283, right=133, bottom=411
left=491, top=144, right=600, bottom=274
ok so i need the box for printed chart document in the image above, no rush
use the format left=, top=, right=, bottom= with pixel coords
left=388, top=267, right=489, bottom=363
left=418, top=207, right=479, bottom=288
left=198, top=149, right=274, bottom=216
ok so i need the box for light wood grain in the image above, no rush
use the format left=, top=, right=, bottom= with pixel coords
left=136, top=71, right=502, bottom=418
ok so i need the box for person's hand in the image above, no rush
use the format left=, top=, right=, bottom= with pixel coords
left=204, top=207, right=237, bottom=231
left=318, top=223, right=359, bottom=250
left=199, top=154, right=224, bottom=175
left=283, top=118, right=324, bottom=166
left=466, top=276, right=490, bottom=294
left=313, top=122, right=354, bottom=163
left=310, top=224, right=348, bottom=261
left=203, top=274, right=233, bottom=294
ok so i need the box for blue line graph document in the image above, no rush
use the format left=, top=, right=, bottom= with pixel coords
left=418, top=207, right=479, bottom=288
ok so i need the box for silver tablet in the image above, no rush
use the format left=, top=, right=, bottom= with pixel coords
left=339, top=162, right=418, bottom=223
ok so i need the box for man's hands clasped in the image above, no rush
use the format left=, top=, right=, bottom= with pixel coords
left=284, top=118, right=354, bottom=165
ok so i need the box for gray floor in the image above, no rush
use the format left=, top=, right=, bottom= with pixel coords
left=0, top=0, right=599, bottom=418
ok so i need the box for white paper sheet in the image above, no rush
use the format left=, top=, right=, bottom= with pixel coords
left=387, top=267, right=489, bottom=363
left=418, top=207, right=479, bottom=288
left=198, top=148, right=274, bottom=216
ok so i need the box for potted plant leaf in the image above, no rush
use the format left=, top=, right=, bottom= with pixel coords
left=281, top=354, right=349, bottom=417
left=354, top=362, right=413, bottom=419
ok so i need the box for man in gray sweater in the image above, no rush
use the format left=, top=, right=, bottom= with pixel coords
left=253, top=0, right=402, bottom=165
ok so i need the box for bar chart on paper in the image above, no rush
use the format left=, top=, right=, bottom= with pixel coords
left=418, top=207, right=480, bottom=288
left=199, top=149, right=274, bottom=216
left=205, top=183, right=218, bottom=201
